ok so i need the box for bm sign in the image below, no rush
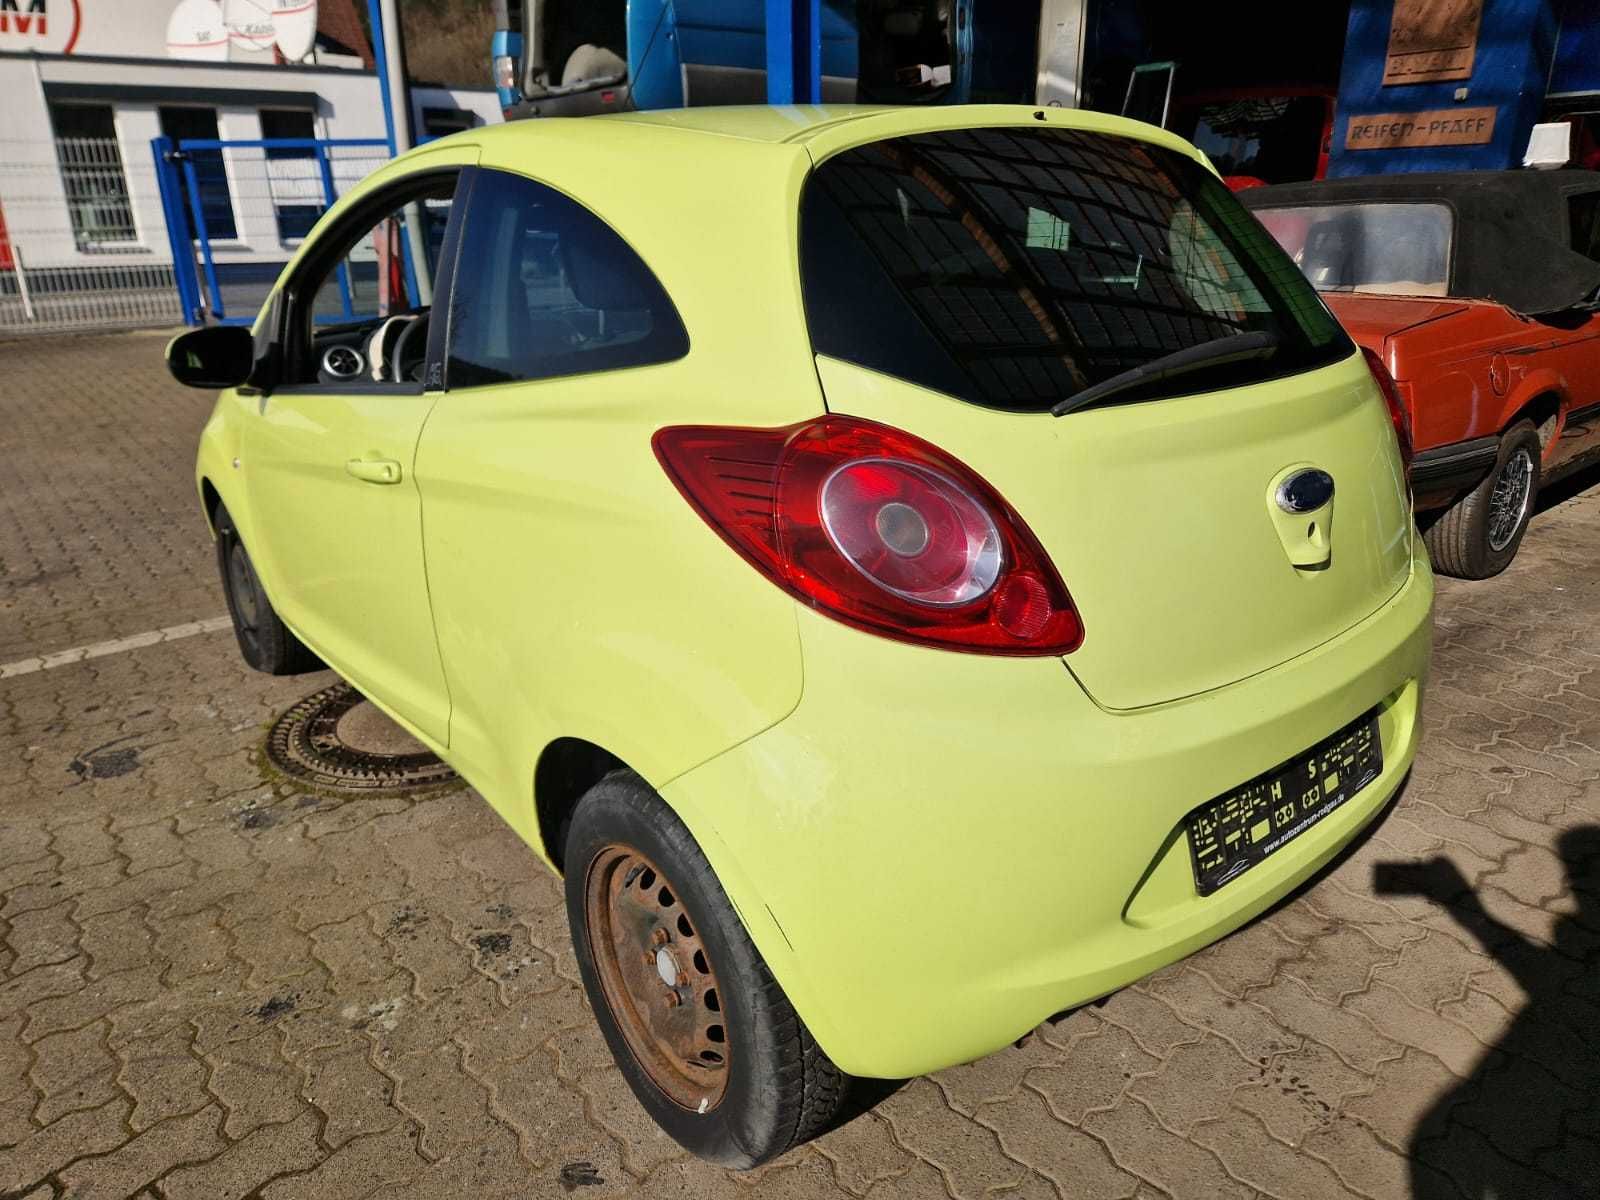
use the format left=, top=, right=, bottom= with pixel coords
left=0, top=0, right=79, bottom=52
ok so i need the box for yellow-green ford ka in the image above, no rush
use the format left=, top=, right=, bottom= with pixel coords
left=169, top=104, right=1432, bottom=1166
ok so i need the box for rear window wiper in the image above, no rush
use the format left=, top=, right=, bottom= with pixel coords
left=1050, top=331, right=1282, bottom=418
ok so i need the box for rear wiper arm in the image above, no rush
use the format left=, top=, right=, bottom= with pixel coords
left=1050, top=331, right=1281, bottom=418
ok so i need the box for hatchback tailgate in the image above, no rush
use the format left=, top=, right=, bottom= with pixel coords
left=816, top=353, right=1413, bottom=710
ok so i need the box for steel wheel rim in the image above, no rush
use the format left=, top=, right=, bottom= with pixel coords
left=1488, top=447, right=1534, bottom=552
left=583, top=845, right=729, bottom=1112
left=227, top=541, right=262, bottom=648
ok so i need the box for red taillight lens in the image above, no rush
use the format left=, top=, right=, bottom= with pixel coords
left=653, top=416, right=1083, bottom=655
left=1361, top=346, right=1413, bottom=475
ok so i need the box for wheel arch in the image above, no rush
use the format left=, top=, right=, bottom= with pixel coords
left=525, top=735, right=787, bottom=979
left=533, top=736, right=628, bottom=873
left=533, top=729, right=844, bottom=1076
left=1501, top=376, right=1566, bottom=456
left=199, top=477, right=223, bottom=537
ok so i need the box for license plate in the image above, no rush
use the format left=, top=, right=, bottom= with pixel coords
left=1185, top=711, right=1382, bottom=896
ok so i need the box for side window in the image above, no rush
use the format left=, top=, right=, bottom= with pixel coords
left=311, top=185, right=452, bottom=323
left=287, top=174, right=457, bottom=387
left=446, top=169, right=688, bottom=389
left=1569, top=191, right=1600, bottom=262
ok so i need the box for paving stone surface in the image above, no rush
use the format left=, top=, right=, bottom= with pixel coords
left=4, top=330, right=1600, bottom=1198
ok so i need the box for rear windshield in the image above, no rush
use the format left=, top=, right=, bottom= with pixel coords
left=1253, top=201, right=1454, bottom=297
left=799, top=126, right=1351, bottom=413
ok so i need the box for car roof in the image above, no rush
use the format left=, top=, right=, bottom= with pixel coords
left=450, top=103, right=1216, bottom=163
left=451, top=104, right=927, bottom=152
left=594, top=104, right=903, bottom=143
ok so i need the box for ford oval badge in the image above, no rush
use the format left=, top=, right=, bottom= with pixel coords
left=1276, top=469, right=1335, bottom=515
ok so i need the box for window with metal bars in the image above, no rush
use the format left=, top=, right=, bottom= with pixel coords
left=48, top=103, right=137, bottom=250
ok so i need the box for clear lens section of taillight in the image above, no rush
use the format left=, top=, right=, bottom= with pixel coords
left=653, top=416, right=1083, bottom=655
left=493, top=54, right=516, bottom=91
left=820, top=459, right=1002, bottom=606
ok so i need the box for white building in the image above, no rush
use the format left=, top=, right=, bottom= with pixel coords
left=0, top=0, right=500, bottom=330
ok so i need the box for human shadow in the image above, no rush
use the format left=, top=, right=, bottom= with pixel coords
left=1373, top=827, right=1600, bottom=1199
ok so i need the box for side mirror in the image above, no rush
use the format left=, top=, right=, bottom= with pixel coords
left=165, top=325, right=255, bottom=389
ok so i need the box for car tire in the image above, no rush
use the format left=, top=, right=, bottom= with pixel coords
left=213, top=503, right=323, bottom=675
left=564, top=770, right=848, bottom=1168
left=1422, top=420, right=1541, bottom=580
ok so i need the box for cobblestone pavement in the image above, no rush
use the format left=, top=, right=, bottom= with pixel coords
left=4, top=331, right=1600, bottom=1199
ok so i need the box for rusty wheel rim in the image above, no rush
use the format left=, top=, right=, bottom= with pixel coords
left=583, top=845, right=729, bottom=1112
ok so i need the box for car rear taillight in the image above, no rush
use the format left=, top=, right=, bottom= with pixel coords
left=653, top=416, right=1083, bottom=655
left=1361, top=347, right=1413, bottom=476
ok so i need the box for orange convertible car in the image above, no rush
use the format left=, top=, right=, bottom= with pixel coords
left=1245, top=171, right=1600, bottom=577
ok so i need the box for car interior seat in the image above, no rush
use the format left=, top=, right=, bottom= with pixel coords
left=1299, top=219, right=1354, bottom=290
left=557, top=218, right=653, bottom=345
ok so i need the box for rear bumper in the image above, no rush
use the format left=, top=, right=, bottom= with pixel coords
left=663, top=546, right=1434, bottom=1079
left=1412, top=434, right=1498, bottom=508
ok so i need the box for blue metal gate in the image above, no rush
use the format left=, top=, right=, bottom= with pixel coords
left=153, top=135, right=390, bottom=326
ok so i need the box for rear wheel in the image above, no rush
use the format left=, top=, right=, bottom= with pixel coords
left=1423, top=421, right=1541, bottom=580
left=564, top=770, right=848, bottom=1167
left=214, top=503, right=322, bottom=674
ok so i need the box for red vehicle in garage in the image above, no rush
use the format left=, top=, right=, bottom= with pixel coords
left=1244, top=171, right=1600, bottom=577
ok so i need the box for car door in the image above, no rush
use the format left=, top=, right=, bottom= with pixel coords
left=239, top=154, right=476, bottom=745
left=409, top=165, right=803, bottom=821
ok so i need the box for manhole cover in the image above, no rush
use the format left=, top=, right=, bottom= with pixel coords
left=264, top=682, right=458, bottom=793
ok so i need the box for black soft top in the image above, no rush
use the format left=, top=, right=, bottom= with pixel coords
left=1241, top=170, right=1600, bottom=315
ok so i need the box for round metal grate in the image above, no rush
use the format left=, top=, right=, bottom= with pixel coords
left=264, top=682, right=458, bottom=793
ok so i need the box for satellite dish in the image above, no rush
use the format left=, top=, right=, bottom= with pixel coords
left=272, top=0, right=317, bottom=61
left=165, top=0, right=229, bottom=61
left=223, top=0, right=277, bottom=52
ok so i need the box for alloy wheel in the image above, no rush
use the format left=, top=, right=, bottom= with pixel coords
left=1487, top=447, right=1534, bottom=552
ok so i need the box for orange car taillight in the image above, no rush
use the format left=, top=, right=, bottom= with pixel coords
left=653, top=416, right=1083, bottom=655
left=1361, top=346, right=1413, bottom=477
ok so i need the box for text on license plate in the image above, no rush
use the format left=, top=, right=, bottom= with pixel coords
left=1185, top=711, right=1382, bottom=896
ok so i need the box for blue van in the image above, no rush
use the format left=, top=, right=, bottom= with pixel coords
left=491, top=1, right=1041, bottom=118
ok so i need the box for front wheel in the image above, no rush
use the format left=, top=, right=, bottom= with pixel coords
left=213, top=503, right=322, bottom=675
left=564, top=771, right=848, bottom=1167
left=1422, top=421, right=1541, bottom=580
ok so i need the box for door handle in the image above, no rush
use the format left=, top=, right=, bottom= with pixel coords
left=345, top=457, right=402, bottom=485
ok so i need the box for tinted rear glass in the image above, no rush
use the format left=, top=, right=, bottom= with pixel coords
left=800, top=127, right=1351, bottom=413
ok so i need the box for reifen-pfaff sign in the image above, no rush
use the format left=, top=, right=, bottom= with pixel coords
left=0, top=0, right=82, bottom=53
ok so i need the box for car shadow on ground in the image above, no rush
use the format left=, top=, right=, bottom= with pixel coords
left=1373, top=828, right=1600, bottom=1199
left=1413, top=456, right=1598, bottom=543
left=1536, top=457, right=1600, bottom=514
